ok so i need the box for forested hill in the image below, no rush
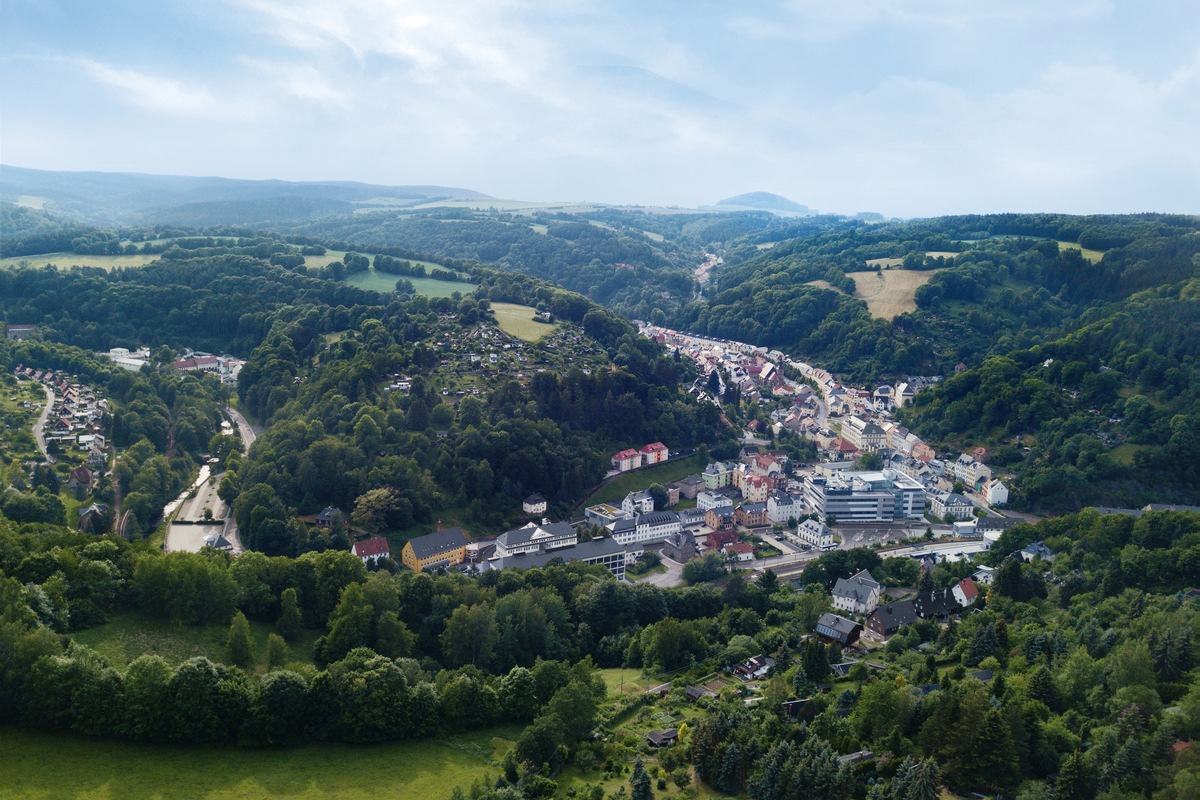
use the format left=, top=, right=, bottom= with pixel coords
left=0, top=249, right=727, bottom=550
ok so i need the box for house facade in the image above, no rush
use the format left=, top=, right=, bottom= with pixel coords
left=832, top=569, right=883, bottom=615
left=352, top=535, right=391, bottom=564
left=401, top=527, right=468, bottom=572
left=796, top=518, right=834, bottom=548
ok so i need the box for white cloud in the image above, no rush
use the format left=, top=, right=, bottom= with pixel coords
left=75, top=58, right=253, bottom=119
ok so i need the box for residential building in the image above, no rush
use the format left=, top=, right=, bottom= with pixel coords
left=5, top=324, right=35, bottom=340
left=203, top=533, right=235, bottom=552
left=953, top=577, right=980, bottom=607
left=952, top=454, right=992, bottom=490
left=678, top=508, right=706, bottom=528
left=972, top=565, right=995, bottom=585
left=522, top=494, right=548, bottom=515
left=832, top=569, right=883, bottom=615
left=696, top=491, right=734, bottom=513
left=401, top=527, right=468, bottom=572
left=702, top=461, right=732, bottom=490
left=767, top=491, right=804, bottom=525
left=622, top=490, right=655, bottom=516
left=929, top=490, right=975, bottom=521
left=611, top=448, right=642, bottom=472
left=816, top=612, right=862, bottom=646
left=985, top=479, right=1009, bottom=505
left=733, top=655, right=775, bottom=680
left=741, top=474, right=771, bottom=503
left=734, top=502, right=769, bottom=528
left=706, top=508, right=734, bottom=532
left=352, top=535, right=391, bottom=565
left=912, top=588, right=960, bottom=619
left=796, top=519, right=834, bottom=549
left=1020, top=541, right=1055, bottom=562
left=803, top=470, right=926, bottom=522
left=640, top=441, right=669, bottom=465
left=68, top=466, right=93, bottom=493
left=724, top=541, right=755, bottom=562
left=315, top=506, right=345, bottom=528
left=864, top=601, right=918, bottom=642
left=672, top=474, right=705, bottom=500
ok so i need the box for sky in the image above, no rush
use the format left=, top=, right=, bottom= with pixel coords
left=2, top=0, right=1199, bottom=217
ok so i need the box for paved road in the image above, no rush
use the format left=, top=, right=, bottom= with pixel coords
left=32, top=385, right=55, bottom=463
left=222, top=405, right=260, bottom=450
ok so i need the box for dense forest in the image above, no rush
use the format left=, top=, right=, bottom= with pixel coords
left=1, top=498, right=1196, bottom=798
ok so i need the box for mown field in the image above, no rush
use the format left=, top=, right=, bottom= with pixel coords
left=584, top=454, right=706, bottom=507
left=0, top=252, right=162, bottom=270
left=0, top=725, right=517, bottom=800
left=1055, top=240, right=1105, bottom=263
left=341, top=268, right=478, bottom=298
left=490, top=302, right=558, bottom=343
left=849, top=268, right=942, bottom=319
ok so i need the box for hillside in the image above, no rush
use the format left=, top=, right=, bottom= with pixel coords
left=0, top=165, right=491, bottom=227
left=715, top=191, right=814, bottom=214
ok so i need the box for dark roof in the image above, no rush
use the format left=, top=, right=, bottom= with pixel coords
left=816, top=612, right=861, bottom=639
left=638, top=510, right=679, bottom=526
left=487, top=536, right=635, bottom=570
left=646, top=729, right=678, bottom=746
left=523, top=493, right=546, bottom=505
left=976, top=516, right=1022, bottom=531
left=913, top=588, right=959, bottom=618
left=407, top=526, right=468, bottom=559
left=316, top=506, right=344, bottom=522
left=739, top=502, right=768, bottom=514
left=868, top=600, right=917, bottom=633
left=499, top=521, right=576, bottom=549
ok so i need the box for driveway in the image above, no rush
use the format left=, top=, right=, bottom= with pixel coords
left=32, top=385, right=55, bottom=463
left=636, top=554, right=686, bottom=588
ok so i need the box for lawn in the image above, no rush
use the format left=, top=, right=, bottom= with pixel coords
left=598, top=667, right=655, bottom=697
left=849, top=268, right=943, bottom=319
left=341, top=268, right=477, bottom=298
left=0, top=724, right=517, bottom=800
left=0, top=252, right=161, bottom=270
left=584, top=454, right=706, bottom=507
left=71, top=610, right=320, bottom=672
left=490, top=302, right=558, bottom=343
left=1056, top=241, right=1105, bottom=263
left=803, top=279, right=847, bottom=294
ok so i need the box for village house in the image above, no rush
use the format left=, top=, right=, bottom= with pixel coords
left=832, top=569, right=883, bottom=616
left=350, top=535, right=390, bottom=563
left=68, top=466, right=93, bottom=493
left=984, top=478, right=1009, bottom=505
left=706, top=509, right=735, bottom=533
left=953, top=577, right=980, bottom=607
left=315, top=506, right=345, bottom=528
left=522, top=494, right=547, bottom=515
left=952, top=454, right=992, bottom=490
left=929, top=489, right=975, bottom=520
left=1020, top=541, right=1055, bottom=562
left=696, top=491, right=734, bottom=513
left=816, top=612, right=862, bottom=646
left=733, top=654, right=775, bottom=680
left=662, top=529, right=698, bottom=562
left=621, top=490, right=655, bottom=516
left=723, top=541, right=755, bottom=562
left=864, top=600, right=918, bottom=642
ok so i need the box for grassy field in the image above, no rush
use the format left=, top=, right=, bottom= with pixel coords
left=0, top=252, right=161, bottom=270
left=1056, top=241, right=1105, bottom=263
left=0, top=375, right=44, bottom=464
left=0, top=725, right=517, bottom=800
left=584, top=454, right=706, bottom=507
left=865, top=257, right=904, bottom=268
left=341, top=268, right=477, bottom=298
left=490, top=302, right=558, bottom=343
left=803, top=279, right=846, bottom=294
left=850, top=269, right=942, bottom=319
left=71, top=610, right=320, bottom=672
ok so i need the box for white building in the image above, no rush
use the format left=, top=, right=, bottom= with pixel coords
left=697, top=491, right=734, bottom=513
left=621, top=490, right=655, bottom=516
left=610, top=511, right=681, bottom=546
left=796, top=519, right=834, bottom=549
left=985, top=479, right=1009, bottom=505
left=803, top=470, right=926, bottom=522
left=767, top=491, right=805, bottom=525
left=832, top=569, right=883, bottom=616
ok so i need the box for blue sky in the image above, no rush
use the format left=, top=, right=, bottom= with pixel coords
left=2, top=0, right=1198, bottom=216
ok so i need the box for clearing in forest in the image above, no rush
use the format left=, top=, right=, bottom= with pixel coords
left=850, top=269, right=942, bottom=319
left=491, top=302, right=558, bottom=342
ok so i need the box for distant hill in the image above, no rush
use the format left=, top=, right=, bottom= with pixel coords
left=0, top=165, right=493, bottom=227
left=715, top=192, right=813, bottom=215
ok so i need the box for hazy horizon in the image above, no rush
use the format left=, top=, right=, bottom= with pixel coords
left=3, top=1, right=1199, bottom=217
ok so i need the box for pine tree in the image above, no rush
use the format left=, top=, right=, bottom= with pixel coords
left=226, top=611, right=254, bottom=669
left=266, top=633, right=288, bottom=669
left=904, top=758, right=940, bottom=800
left=1053, top=751, right=1094, bottom=800
left=960, top=709, right=1017, bottom=794
left=277, top=587, right=303, bottom=642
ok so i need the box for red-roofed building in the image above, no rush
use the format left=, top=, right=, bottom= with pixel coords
left=724, top=542, right=755, bottom=562
left=68, top=466, right=93, bottom=493
left=352, top=535, right=391, bottom=564
left=953, top=577, right=980, bottom=607
left=641, top=442, right=669, bottom=465
left=611, top=448, right=642, bottom=472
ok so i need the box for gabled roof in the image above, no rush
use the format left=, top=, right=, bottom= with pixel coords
left=738, top=502, right=768, bottom=514
left=913, top=588, right=959, bottom=618
left=523, top=493, right=546, bottom=505
left=816, top=612, right=861, bottom=637
left=956, top=577, right=979, bottom=600
left=869, top=600, right=917, bottom=632
left=498, top=521, right=575, bottom=549
left=638, top=510, right=679, bottom=526
left=407, top=526, right=467, bottom=559
left=352, top=535, right=391, bottom=558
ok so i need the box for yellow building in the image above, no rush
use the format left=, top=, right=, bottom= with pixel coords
left=401, top=526, right=468, bottom=572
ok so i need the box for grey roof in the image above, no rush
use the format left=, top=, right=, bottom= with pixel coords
left=203, top=533, right=233, bottom=550
left=833, top=569, right=881, bottom=603
left=407, top=526, right=468, bottom=559
left=316, top=506, right=344, bottom=522
left=638, top=510, right=679, bottom=526
left=913, top=588, right=959, bottom=618
left=817, top=612, right=860, bottom=637
left=678, top=474, right=705, bottom=486
left=612, top=517, right=637, bottom=535
left=497, top=521, right=575, bottom=550
left=524, top=493, right=546, bottom=504
left=739, top=502, right=767, bottom=514
left=869, top=600, right=917, bottom=632
left=1021, top=541, right=1055, bottom=559
left=976, top=516, right=1022, bottom=531
left=487, top=536, right=635, bottom=570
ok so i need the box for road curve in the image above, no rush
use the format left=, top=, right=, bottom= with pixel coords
left=221, top=405, right=260, bottom=452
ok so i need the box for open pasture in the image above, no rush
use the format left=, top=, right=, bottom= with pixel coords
left=490, top=302, right=558, bottom=342
left=850, top=269, right=942, bottom=319
left=341, top=268, right=477, bottom=298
